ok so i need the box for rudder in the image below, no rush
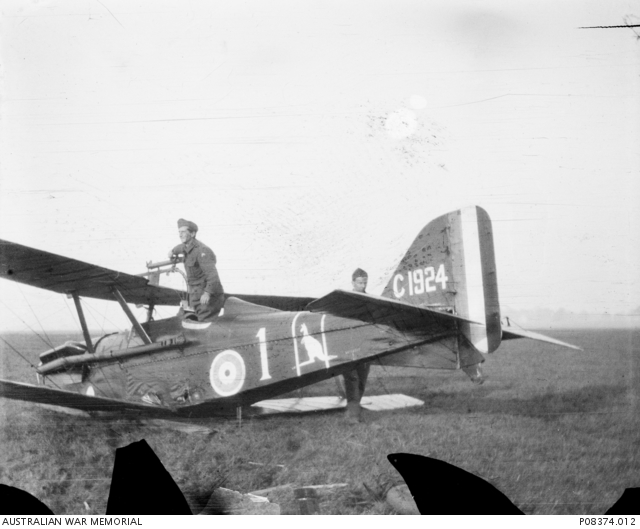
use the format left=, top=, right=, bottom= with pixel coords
left=381, top=206, right=501, bottom=354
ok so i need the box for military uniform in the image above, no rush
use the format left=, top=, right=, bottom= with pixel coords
left=343, top=363, right=370, bottom=420
left=343, top=267, right=371, bottom=422
left=171, top=238, right=224, bottom=321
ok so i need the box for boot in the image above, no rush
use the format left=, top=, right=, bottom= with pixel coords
left=345, top=401, right=363, bottom=424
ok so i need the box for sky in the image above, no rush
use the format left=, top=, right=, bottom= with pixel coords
left=0, top=0, right=639, bottom=334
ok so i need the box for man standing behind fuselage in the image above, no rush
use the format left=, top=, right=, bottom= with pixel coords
left=168, top=219, right=225, bottom=321
left=343, top=268, right=371, bottom=423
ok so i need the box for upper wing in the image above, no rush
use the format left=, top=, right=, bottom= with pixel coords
left=0, top=378, right=178, bottom=418
left=305, top=289, right=480, bottom=334
left=501, top=326, right=582, bottom=350
left=0, top=239, right=184, bottom=306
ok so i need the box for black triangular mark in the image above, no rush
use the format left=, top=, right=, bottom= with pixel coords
left=606, top=488, right=640, bottom=514
left=0, top=484, right=54, bottom=515
left=106, top=439, right=192, bottom=514
left=388, top=452, right=524, bottom=514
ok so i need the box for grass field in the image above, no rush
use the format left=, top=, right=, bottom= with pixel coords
left=1, top=328, right=638, bottom=514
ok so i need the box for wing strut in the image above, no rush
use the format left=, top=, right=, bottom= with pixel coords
left=111, top=287, right=152, bottom=345
left=70, top=292, right=95, bottom=354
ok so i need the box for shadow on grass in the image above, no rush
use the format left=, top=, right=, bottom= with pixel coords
left=228, top=382, right=629, bottom=425
left=418, top=383, right=628, bottom=419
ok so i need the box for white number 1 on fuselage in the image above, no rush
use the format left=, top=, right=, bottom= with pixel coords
left=256, top=327, right=272, bottom=381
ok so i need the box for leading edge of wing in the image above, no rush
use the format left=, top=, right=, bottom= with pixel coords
left=0, top=239, right=183, bottom=306
left=0, top=378, right=178, bottom=418
left=305, top=289, right=481, bottom=331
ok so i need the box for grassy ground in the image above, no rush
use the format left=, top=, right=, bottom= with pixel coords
left=1, top=328, right=638, bottom=514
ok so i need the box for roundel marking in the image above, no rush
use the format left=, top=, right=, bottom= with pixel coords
left=209, top=350, right=246, bottom=396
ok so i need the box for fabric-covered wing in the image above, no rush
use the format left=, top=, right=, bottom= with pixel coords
left=0, top=239, right=184, bottom=306
left=305, top=289, right=480, bottom=335
left=0, top=379, right=178, bottom=418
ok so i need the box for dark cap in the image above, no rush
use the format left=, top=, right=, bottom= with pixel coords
left=177, top=218, right=198, bottom=232
left=352, top=268, right=368, bottom=281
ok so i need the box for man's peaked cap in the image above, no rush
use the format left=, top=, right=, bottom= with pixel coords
left=177, top=219, right=198, bottom=232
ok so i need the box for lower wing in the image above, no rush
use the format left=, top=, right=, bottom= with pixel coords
left=250, top=394, right=424, bottom=415
left=0, top=378, right=178, bottom=419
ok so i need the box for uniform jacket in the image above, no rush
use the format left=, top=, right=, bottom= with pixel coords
left=172, top=239, right=224, bottom=295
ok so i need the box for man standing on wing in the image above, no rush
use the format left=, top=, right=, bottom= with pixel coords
left=168, top=219, right=225, bottom=321
left=343, top=268, right=371, bottom=423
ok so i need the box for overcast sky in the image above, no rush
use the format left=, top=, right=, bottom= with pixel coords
left=1, top=0, right=638, bottom=333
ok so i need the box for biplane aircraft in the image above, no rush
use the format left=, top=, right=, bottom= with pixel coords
left=0, top=206, right=579, bottom=422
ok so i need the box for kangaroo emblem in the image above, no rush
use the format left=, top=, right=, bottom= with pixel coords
left=297, top=323, right=337, bottom=367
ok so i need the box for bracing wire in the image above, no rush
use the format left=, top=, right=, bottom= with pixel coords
left=0, top=298, right=55, bottom=351
left=81, top=299, right=107, bottom=338
left=0, top=336, right=64, bottom=390
left=0, top=335, right=40, bottom=371
left=65, top=298, right=126, bottom=399
left=81, top=298, right=125, bottom=336
left=17, top=284, right=54, bottom=349
left=9, top=295, right=121, bottom=400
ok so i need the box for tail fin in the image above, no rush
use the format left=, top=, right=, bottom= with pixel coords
left=381, top=206, right=501, bottom=354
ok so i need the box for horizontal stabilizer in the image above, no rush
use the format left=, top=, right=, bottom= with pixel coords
left=250, top=394, right=424, bottom=415
left=0, top=239, right=184, bottom=306
left=501, top=327, right=582, bottom=350
left=305, top=289, right=480, bottom=335
left=0, top=378, right=178, bottom=418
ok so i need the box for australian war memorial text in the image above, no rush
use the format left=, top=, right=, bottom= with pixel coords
left=2, top=520, right=62, bottom=526
left=1, top=520, right=141, bottom=527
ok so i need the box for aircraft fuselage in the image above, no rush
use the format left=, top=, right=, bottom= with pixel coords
left=40, top=297, right=445, bottom=417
